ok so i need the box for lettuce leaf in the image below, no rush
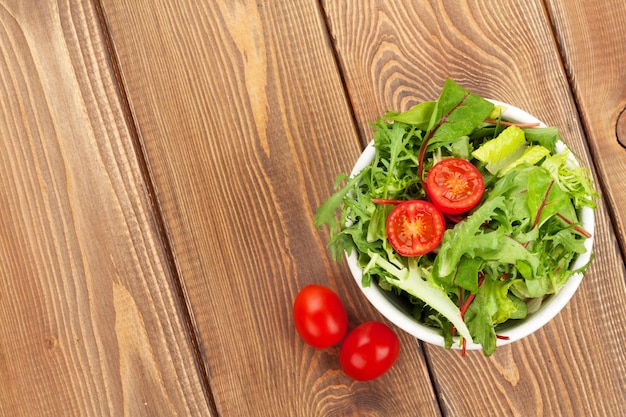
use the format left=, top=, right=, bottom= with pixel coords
left=501, top=145, right=550, bottom=175
left=472, top=125, right=526, bottom=174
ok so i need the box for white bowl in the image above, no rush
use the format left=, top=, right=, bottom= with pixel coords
left=346, top=100, right=595, bottom=351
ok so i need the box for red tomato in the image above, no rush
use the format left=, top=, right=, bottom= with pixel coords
left=385, top=200, right=445, bottom=256
left=340, top=321, right=400, bottom=381
left=426, top=158, right=484, bottom=215
left=293, top=285, right=348, bottom=348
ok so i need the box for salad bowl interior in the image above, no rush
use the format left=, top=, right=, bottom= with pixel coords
left=345, top=100, right=595, bottom=351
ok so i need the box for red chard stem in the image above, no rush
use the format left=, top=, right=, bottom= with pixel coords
left=556, top=213, right=592, bottom=238
left=532, top=180, right=555, bottom=229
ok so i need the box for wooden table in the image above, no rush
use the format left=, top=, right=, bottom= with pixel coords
left=2, top=1, right=625, bottom=416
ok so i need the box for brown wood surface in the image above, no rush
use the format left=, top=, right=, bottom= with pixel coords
left=323, top=1, right=626, bottom=416
left=0, top=1, right=212, bottom=416
left=98, top=0, right=441, bottom=416
left=547, top=0, right=626, bottom=250
left=1, top=0, right=626, bottom=416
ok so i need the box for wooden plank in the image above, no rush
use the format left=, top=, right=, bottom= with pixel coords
left=99, top=0, right=442, bottom=415
left=546, top=1, right=626, bottom=249
left=0, top=1, right=212, bottom=415
left=322, top=0, right=626, bottom=415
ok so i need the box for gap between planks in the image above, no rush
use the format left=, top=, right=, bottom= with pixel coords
left=315, top=1, right=447, bottom=416
left=91, top=0, right=219, bottom=414
left=542, top=0, right=626, bottom=263
left=316, top=0, right=370, bottom=151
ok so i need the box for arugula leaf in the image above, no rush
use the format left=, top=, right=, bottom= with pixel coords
left=314, top=172, right=361, bottom=230
left=314, top=169, right=370, bottom=261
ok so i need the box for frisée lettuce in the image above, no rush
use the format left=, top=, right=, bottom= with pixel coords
left=314, top=79, right=598, bottom=355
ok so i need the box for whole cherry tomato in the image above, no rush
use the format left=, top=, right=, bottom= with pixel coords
left=426, top=157, right=484, bottom=214
left=293, top=285, right=348, bottom=348
left=385, top=200, right=445, bottom=256
left=339, top=321, right=400, bottom=381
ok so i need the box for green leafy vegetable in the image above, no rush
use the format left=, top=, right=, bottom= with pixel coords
left=542, top=149, right=599, bottom=209
left=501, top=145, right=550, bottom=174
left=363, top=253, right=472, bottom=343
left=385, top=101, right=435, bottom=129
left=472, top=125, right=526, bottom=175
left=314, top=78, right=597, bottom=355
left=426, top=79, right=494, bottom=149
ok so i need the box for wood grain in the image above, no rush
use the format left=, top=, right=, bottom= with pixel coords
left=0, top=1, right=212, bottom=415
left=322, top=0, right=626, bottom=416
left=546, top=0, right=626, bottom=250
left=99, top=0, right=442, bottom=415
left=4, top=0, right=626, bottom=415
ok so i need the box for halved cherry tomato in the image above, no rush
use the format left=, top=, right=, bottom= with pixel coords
left=293, top=285, right=348, bottom=348
left=339, top=321, right=400, bottom=381
left=385, top=200, right=445, bottom=256
left=426, top=158, right=484, bottom=215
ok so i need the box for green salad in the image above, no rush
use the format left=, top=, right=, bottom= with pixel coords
left=314, top=79, right=598, bottom=355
